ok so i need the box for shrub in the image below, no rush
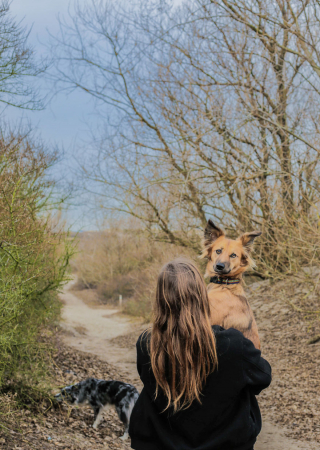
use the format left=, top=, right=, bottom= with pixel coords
left=0, top=131, right=72, bottom=388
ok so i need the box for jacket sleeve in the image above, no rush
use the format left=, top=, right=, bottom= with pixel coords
left=242, top=336, right=272, bottom=395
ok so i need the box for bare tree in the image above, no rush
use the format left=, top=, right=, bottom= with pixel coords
left=51, top=0, right=320, bottom=278
left=0, top=1, right=44, bottom=110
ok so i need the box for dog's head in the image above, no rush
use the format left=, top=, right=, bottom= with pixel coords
left=202, top=220, right=261, bottom=279
left=55, top=384, right=81, bottom=405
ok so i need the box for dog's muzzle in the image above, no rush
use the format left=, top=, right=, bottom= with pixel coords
left=214, top=262, right=231, bottom=274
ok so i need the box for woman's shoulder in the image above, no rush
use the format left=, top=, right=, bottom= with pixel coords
left=136, top=328, right=151, bottom=355
left=212, top=325, right=245, bottom=340
left=212, top=325, right=245, bottom=356
left=212, top=326, right=270, bottom=370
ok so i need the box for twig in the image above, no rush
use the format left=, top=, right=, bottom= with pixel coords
left=287, top=299, right=320, bottom=315
left=307, top=335, right=320, bottom=345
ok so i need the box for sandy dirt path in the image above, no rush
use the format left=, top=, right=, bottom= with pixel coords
left=59, top=280, right=319, bottom=450
left=60, top=279, right=142, bottom=379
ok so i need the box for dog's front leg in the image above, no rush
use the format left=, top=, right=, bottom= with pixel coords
left=92, top=406, right=103, bottom=429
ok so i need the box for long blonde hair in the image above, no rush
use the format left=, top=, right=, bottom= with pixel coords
left=150, top=258, right=217, bottom=412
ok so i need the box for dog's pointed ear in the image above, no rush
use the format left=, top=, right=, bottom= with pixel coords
left=204, top=220, right=225, bottom=246
left=239, top=231, right=261, bottom=252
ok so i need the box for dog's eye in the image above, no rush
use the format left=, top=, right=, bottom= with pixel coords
left=216, top=249, right=222, bottom=254
left=230, top=253, right=237, bottom=258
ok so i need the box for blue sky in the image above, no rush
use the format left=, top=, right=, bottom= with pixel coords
left=7, top=0, right=182, bottom=230
left=9, top=0, right=94, bottom=149
left=6, top=0, right=109, bottom=230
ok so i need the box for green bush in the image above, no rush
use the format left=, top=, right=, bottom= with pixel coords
left=0, top=131, right=72, bottom=388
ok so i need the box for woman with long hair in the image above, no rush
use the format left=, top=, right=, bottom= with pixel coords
left=129, top=258, right=271, bottom=450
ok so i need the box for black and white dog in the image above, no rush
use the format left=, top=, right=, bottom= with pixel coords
left=55, top=378, right=139, bottom=440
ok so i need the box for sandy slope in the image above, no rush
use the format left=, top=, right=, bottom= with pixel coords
left=59, top=279, right=320, bottom=450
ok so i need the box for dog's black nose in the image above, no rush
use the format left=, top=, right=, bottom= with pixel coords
left=215, top=263, right=225, bottom=272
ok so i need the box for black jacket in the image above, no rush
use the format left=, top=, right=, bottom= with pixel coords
left=129, top=326, right=271, bottom=450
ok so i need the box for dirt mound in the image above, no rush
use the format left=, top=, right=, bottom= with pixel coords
left=248, top=278, right=320, bottom=444
left=109, top=328, right=147, bottom=349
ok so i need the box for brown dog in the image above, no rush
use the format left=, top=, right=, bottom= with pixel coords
left=202, top=220, right=261, bottom=349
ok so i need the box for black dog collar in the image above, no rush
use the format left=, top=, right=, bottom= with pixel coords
left=210, top=276, right=240, bottom=285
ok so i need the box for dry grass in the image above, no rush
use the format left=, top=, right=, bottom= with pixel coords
left=71, top=224, right=198, bottom=319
